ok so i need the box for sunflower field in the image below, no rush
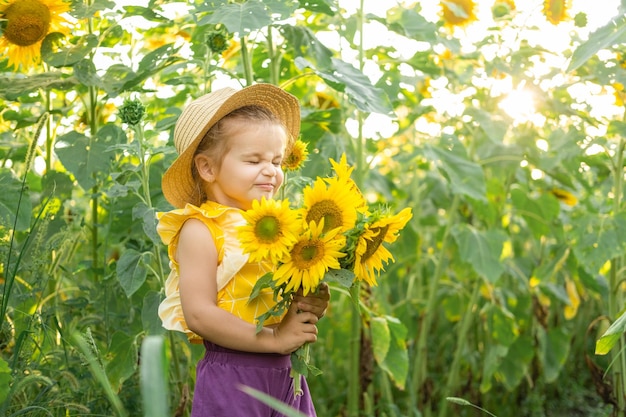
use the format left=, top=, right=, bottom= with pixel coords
left=2, top=0, right=626, bottom=416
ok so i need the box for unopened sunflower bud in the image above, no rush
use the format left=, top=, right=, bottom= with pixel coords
left=206, top=29, right=230, bottom=55
left=119, top=98, right=145, bottom=126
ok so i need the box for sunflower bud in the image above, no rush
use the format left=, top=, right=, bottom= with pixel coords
left=119, top=98, right=145, bottom=126
left=573, top=12, right=587, bottom=28
left=206, top=27, right=230, bottom=55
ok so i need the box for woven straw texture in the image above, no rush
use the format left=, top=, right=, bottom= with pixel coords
left=162, top=84, right=301, bottom=208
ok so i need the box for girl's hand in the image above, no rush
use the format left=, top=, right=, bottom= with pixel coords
left=272, top=303, right=318, bottom=355
left=294, top=282, right=330, bottom=319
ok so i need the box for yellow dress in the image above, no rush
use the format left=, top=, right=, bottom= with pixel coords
left=156, top=201, right=282, bottom=344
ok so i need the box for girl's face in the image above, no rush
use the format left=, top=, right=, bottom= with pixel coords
left=203, top=121, right=287, bottom=210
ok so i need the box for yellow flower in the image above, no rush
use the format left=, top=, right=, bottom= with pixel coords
left=354, top=208, right=413, bottom=286
left=614, top=82, right=626, bottom=107
left=0, top=0, right=70, bottom=69
left=302, top=175, right=362, bottom=235
left=238, top=197, right=301, bottom=264
left=563, top=277, right=580, bottom=320
left=543, top=0, right=570, bottom=25
left=550, top=188, right=578, bottom=206
left=273, top=220, right=346, bottom=295
left=310, top=91, right=340, bottom=110
left=282, top=139, right=308, bottom=171
left=328, top=153, right=367, bottom=211
left=440, top=0, right=477, bottom=28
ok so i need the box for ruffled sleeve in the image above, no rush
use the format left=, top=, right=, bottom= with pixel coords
left=156, top=202, right=248, bottom=343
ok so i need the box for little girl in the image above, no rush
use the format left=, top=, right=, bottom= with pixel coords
left=156, top=84, right=329, bottom=416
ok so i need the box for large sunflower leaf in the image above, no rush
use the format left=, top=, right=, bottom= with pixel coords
left=41, top=33, right=99, bottom=68
left=451, top=225, right=506, bottom=283
left=295, top=57, right=394, bottom=115
left=200, top=0, right=272, bottom=34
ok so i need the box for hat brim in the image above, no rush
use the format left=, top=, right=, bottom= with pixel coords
left=162, top=84, right=301, bottom=208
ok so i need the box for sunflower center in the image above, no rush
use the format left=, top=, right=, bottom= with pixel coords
left=362, top=226, right=388, bottom=261
left=254, top=216, right=281, bottom=242
left=292, top=241, right=322, bottom=268
left=4, top=0, right=52, bottom=47
left=306, top=200, right=342, bottom=233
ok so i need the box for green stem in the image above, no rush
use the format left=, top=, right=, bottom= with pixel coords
left=437, top=280, right=480, bottom=417
left=240, top=36, right=254, bottom=86
left=609, top=135, right=626, bottom=411
left=347, top=3, right=366, bottom=415
left=266, top=25, right=280, bottom=86
left=45, top=90, right=53, bottom=172
left=410, top=194, right=460, bottom=408
left=347, top=281, right=362, bottom=417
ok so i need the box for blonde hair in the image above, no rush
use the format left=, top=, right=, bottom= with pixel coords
left=189, top=105, right=294, bottom=206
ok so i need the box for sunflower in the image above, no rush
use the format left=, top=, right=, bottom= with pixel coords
left=238, top=197, right=301, bottom=264
left=353, top=208, right=413, bottom=286
left=282, top=139, right=308, bottom=171
left=440, top=0, right=477, bottom=28
left=327, top=153, right=367, bottom=211
left=543, top=0, right=570, bottom=25
left=550, top=188, right=578, bottom=206
left=0, top=0, right=70, bottom=69
left=273, top=220, right=346, bottom=295
left=302, top=176, right=362, bottom=235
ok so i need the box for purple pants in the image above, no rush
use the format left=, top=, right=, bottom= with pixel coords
left=191, top=341, right=317, bottom=417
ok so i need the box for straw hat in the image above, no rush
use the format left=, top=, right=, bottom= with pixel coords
left=162, top=84, right=301, bottom=208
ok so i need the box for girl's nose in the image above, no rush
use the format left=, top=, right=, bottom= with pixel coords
left=262, top=162, right=277, bottom=176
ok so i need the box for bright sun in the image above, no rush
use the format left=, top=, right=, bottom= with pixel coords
left=499, top=88, right=536, bottom=123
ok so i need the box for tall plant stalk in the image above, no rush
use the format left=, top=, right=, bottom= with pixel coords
left=346, top=1, right=366, bottom=415
left=437, top=279, right=480, bottom=417
left=609, top=135, right=626, bottom=412
left=410, top=195, right=460, bottom=410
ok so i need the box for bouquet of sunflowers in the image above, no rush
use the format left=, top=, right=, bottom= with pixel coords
left=238, top=150, right=412, bottom=396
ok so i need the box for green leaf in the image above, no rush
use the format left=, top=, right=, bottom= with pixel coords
left=424, top=143, right=487, bottom=201
left=570, top=212, right=626, bottom=275
left=324, top=268, right=355, bottom=288
left=567, top=14, right=626, bottom=72
left=71, top=0, right=116, bottom=19
left=201, top=0, right=272, bottom=34
left=299, top=0, right=336, bottom=15
left=239, top=386, right=309, bottom=417
left=140, top=336, right=169, bottom=417
left=74, top=59, right=102, bottom=87
left=466, top=108, right=509, bottom=144
left=294, top=57, right=394, bottom=115
left=510, top=186, right=560, bottom=238
left=55, top=125, right=124, bottom=191
left=41, top=33, right=99, bottom=68
left=484, top=303, right=519, bottom=347
left=497, top=335, right=535, bottom=391
left=280, top=25, right=334, bottom=69
left=0, top=169, right=31, bottom=231
left=106, top=331, right=138, bottom=392
left=142, top=291, right=165, bottom=336
left=452, top=225, right=506, bottom=283
left=382, top=7, right=438, bottom=43
left=373, top=315, right=408, bottom=389
left=133, top=203, right=160, bottom=246
left=537, top=326, right=571, bottom=383
left=596, top=310, right=626, bottom=355
left=370, top=316, right=391, bottom=365
left=0, top=73, right=78, bottom=100
left=249, top=272, right=274, bottom=301
left=117, top=249, right=148, bottom=297
left=0, top=357, right=12, bottom=404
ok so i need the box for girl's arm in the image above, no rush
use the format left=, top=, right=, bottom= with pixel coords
left=176, top=218, right=318, bottom=355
